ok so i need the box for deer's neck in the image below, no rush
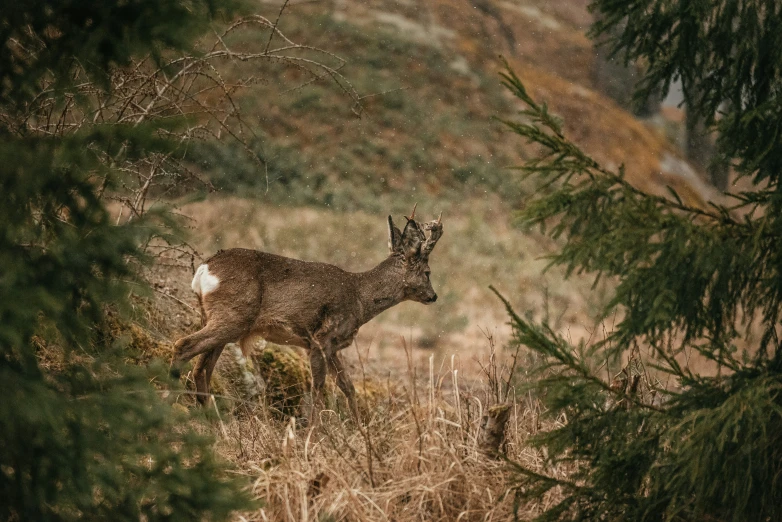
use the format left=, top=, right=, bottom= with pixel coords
left=356, top=257, right=406, bottom=323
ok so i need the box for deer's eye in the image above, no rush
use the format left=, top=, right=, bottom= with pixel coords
left=425, top=272, right=431, bottom=279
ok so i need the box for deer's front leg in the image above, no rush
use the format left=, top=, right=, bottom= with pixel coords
left=328, top=352, right=358, bottom=420
left=307, top=317, right=357, bottom=424
left=308, top=347, right=327, bottom=426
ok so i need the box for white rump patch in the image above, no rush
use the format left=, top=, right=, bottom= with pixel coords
left=191, top=264, right=220, bottom=296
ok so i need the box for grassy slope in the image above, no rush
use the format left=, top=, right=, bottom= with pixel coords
left=190, top=0, right=710, bottom=205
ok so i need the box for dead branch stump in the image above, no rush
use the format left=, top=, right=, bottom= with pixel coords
left=479, top=403, right=512, bottom=457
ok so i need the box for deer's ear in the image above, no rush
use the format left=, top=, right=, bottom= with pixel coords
left=388, top=216, right=403, bottom=254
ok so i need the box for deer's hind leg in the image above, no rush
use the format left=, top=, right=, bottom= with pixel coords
left=171, top=317, right=248, bottom=379
left=193, top=344, right=226, bottom=406
left=195, top=333, right=247, bottom=405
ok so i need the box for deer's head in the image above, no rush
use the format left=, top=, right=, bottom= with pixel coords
left=387, top=204, right=443, bottom=304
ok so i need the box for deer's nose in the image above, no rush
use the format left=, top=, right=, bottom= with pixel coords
left=428, top=293, right=438, bottom=303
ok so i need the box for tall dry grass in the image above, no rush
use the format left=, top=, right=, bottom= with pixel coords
left=202, top=338, right=565, bottom=521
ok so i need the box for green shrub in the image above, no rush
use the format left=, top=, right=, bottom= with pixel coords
left=497, top=0, right=782, bottom=515
left=0, top=2, right=254, bottom=519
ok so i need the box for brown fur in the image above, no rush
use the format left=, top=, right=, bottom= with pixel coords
left=172, top=213, right=443, bottom=420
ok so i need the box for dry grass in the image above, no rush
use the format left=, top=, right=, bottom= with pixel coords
left=204, top=338, right=564, bottom=521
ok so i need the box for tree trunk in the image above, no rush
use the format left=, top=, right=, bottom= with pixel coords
left=686, top=111, right=730, bottom=191
left=592, top=14, right=660, bottom=117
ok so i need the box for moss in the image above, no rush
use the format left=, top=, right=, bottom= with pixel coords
left=251, top=344, right=310, bottom=418
left=355, top=378, right=390, bottom=407
left=99, top=309, right=173, bottom=364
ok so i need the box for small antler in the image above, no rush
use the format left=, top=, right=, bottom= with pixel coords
left=420, top=214, right=443, bottom=259
left=405, top=203, right=418, bottom=222
left=394, top=208, right=442, bottom=262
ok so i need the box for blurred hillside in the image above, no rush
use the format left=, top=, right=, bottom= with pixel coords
left=157, top=0, right=721, bottom=363
left=190, top=0, right=717, bottom=209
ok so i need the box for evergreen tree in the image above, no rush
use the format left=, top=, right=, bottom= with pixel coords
left=0, top=2, right=253, bottom=519
left=497, top=1, right=782, bottom=520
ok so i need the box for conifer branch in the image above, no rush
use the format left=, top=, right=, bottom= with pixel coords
left=497, top=2, right=782, bottom=516
left=499, top=59, right=741, bottom=228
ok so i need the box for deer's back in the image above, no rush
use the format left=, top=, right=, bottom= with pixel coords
left=195, top=248, right=360, bottom=347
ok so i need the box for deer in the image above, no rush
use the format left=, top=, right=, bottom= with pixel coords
left=171, top=205, right=443, bottom=421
